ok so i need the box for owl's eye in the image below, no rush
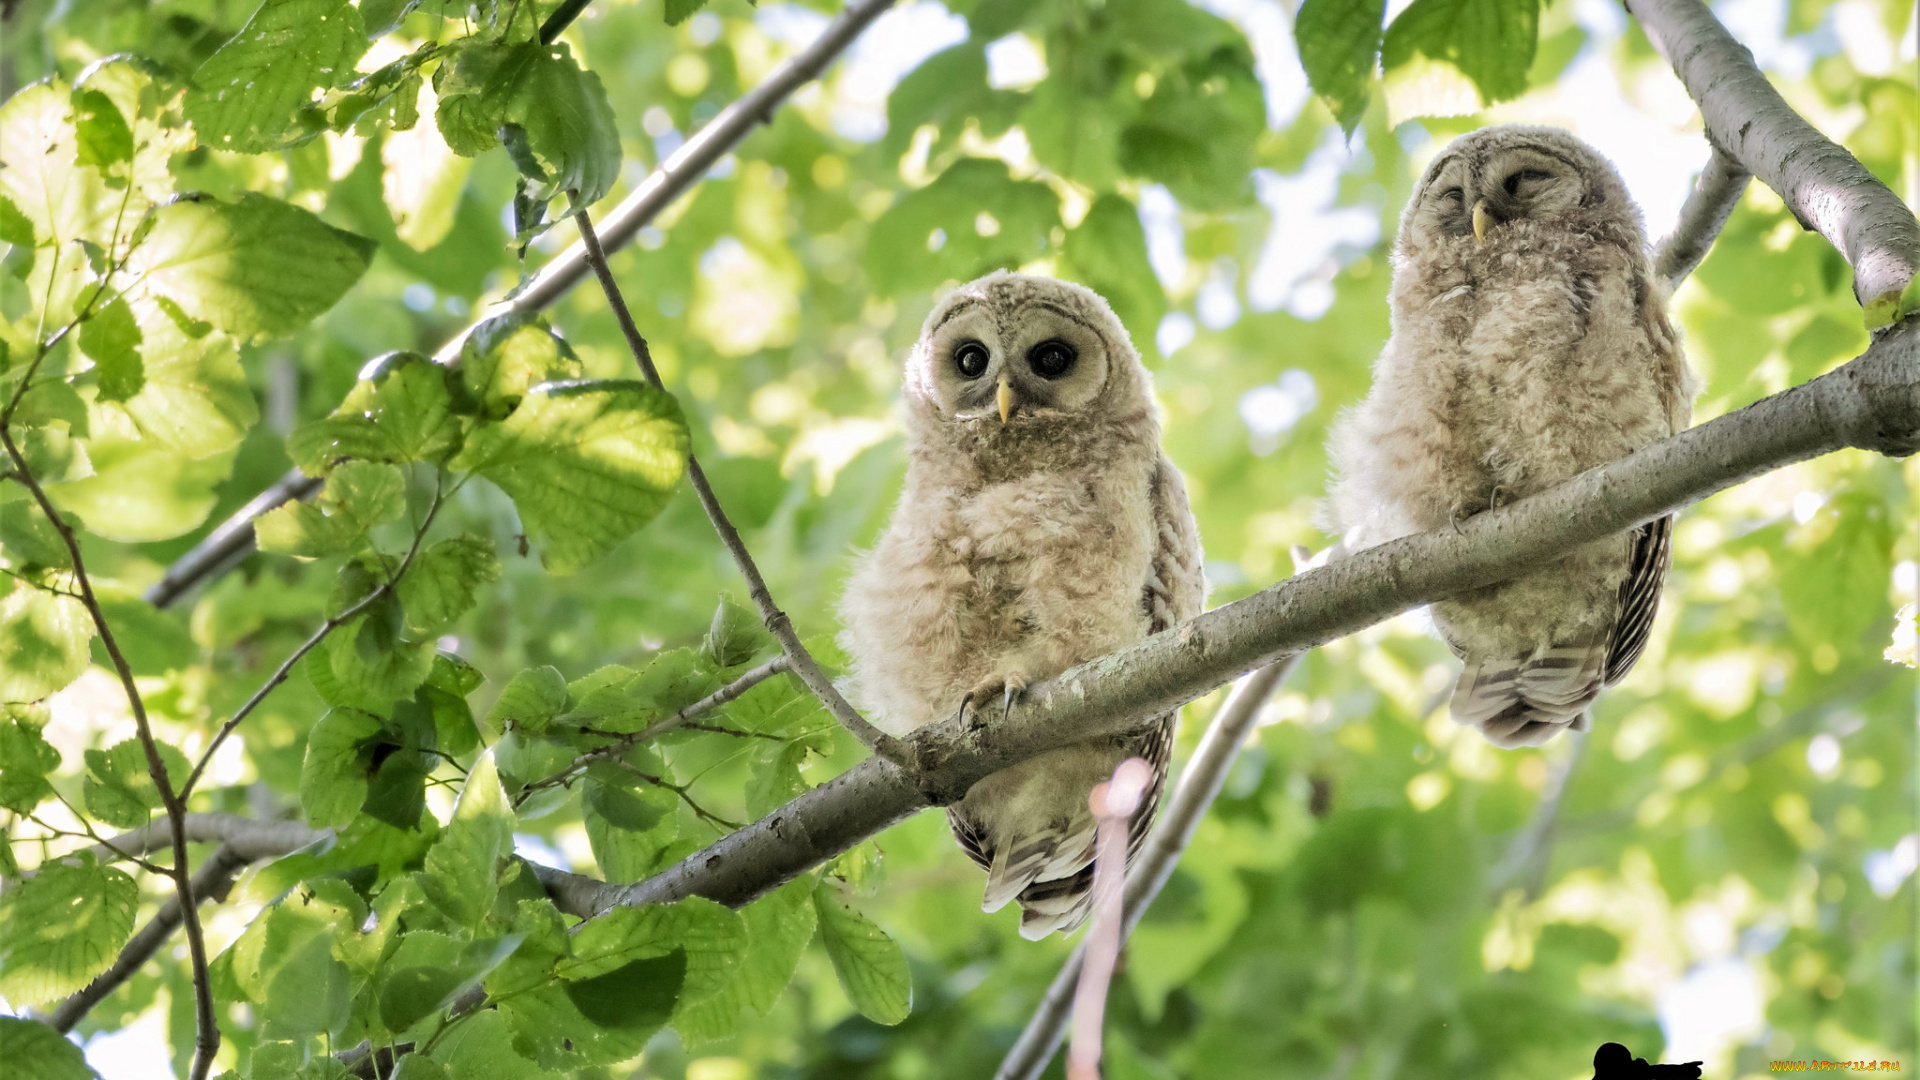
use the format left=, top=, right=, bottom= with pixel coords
left=1503, top=168, right=1554, bottom=196
left=1028, top=339, right=1076, bottom=379
left=954, top=341, right=990, bottom=378
left=1440, top=187, right=1465, bottom=203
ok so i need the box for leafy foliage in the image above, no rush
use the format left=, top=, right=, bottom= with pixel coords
left=0, top=0, right=1914, bottom=1077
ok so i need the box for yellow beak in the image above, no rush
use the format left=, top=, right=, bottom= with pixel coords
left=997, top=377, right=1014, bottom=424
left=1472, top=200, right=1491, bottom=247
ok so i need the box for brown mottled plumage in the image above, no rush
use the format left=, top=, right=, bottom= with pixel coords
left=1325, top=126, right=1699, bottom=747
left=839, top=272, right=1206, bottom=939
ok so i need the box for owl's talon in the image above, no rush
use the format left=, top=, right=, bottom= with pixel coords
left=1001, top=673, right=1027, bottom=723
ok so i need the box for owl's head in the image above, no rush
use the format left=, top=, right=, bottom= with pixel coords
left=904, top=272, right=1147, bottom=431
left=1400, top=125, right=1643, bottom=255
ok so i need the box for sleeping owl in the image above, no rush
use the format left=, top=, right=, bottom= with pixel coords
left=840, top=271, right=1207, bottom=939
left=1326, top=125, right=1699, bottom=747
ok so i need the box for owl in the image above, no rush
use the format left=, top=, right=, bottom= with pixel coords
left=1325, top=125, right=1698, bottom=747
left=840, top=271, right=1207, bottom=939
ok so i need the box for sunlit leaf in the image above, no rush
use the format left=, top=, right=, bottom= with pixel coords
left=419, top=752, right=512, bottom=928
left=813, top=881, right=911, bottom=1025
left=453, top=379, right=689, bottom=575
left=299, top=706, right=384, bottom=829
left=183, top=0, right=368, bottom=154
left=288, top=352, right=461, bottom=472
left=0, top=860, right=137, bottom=1007
left=1382, top=0, right=1540, bottom=105
left=81, top=738, right=189, bottom=829
left=397, top=534, right=502, bottom=634
left=0, top=1016, right=99, bottom=1079
left=0, top=586, right=93, bottom=703
left=137, top=193, right=375, bottom=341
left=1295, top=0, right=1386, bottom=132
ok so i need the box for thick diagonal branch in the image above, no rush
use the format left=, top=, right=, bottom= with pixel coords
left=1626, top=0, right=1919, bottom=311
left=571, top=211, right=899, bottom=758
left=565, top=316, right=1920, bottom=918
left=143, top=0, right=901, bottom=610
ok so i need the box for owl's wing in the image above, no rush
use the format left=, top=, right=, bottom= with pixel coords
left=1146, top=455, right=1208, bottom=631
left=1603, top=514, right=1671, bottom=685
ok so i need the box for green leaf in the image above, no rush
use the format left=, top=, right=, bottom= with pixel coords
left=0, top=586, right=93, bottom=703
left=1120, top=53, right=1265, bottom=209
left=429, top=1009, right=559, bottom=1080
left=287, top=352, right=460, bottom=473
left=663, top=0, right=713, bottom=25
left=324, top=594, right=434, bottom=711
left=484, top=665, right=569, bottom=734
left=419, top=751, right=512, bottom=928
left=0, top=1016, right=100, bottom=1079
left=184, top=0, right=369, bottom=154
left=69, top=88, right=133, bottom=171
left=256, top=461, right=407, bottom=558
left=454, top=379, right=690, bottom=575
left=864, top=159, right=1063, bottom=295
left=137, top=193, right=375, bottom=341
left=1295, top=0, right=1386, bottom=132
left=0, top=193, right=33, bottom=247
left=1381, top=0, right=1540, bottom=105
left=109, top=298, right=258, bottom=458
left=1064, top=194, right=1168, bottom=356
left=566, top=650, right=717, bottom=733
left=563, top=949, right=685, bottom=1030
left=674, top=877, right=817, bottom=1042
left=0, top=708, right=60, bottom=813
left=563, top=898, right=748, bottom=1019
left=361, top=744, right=430, bottom=830
left=0, top=860, right=137, bottom=1006
left=433, top=42, right=620, bottom=218
left=428, top=651, right=484, bottom=697
left=299, top=706, right=384, bottom=829
left=0, top=500, right=74, bottom=570
left=812, top=881, right=911, bottom=1025
left=703, top=592, right=766, bottom=667
left=379, top=933, right=523, bottom=1034
left=0, top=83, right=119, bottom=250
left=44, top=426, right=233, bottom=542
left=398, top=534, right=501, bottom=634
left=80, top=295, right=144, bottom=403
left=456, top=315, right=584, bottom=421
left=82, top=738, right=190, bottom=829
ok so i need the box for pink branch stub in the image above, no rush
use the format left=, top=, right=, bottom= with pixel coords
left=1067, top=757, right=1153, bottom=1080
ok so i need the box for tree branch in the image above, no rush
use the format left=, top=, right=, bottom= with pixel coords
left=0, top=418, right=222, bottom=1078
left=559, top=315, right=1920, bottom=918
left=55, top=813, right=325, bottom=869
left=516, top=655, right=792, bottom=802
left=1626, top=0, right=1920, bottom=313
left=996, top=654, right=1302, bottom=1080
left=46, top=844, right=250, bottom=1033
left=142, top=0, right=901, bottom=611
left=570, top=210, right=902, bottom=759
left=1653, top=147, right=1751, bottom=290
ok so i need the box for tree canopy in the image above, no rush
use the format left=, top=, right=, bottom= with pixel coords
left=0, top=0, right=1914, bottom=1078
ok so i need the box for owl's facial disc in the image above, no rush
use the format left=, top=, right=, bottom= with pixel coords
left=918, top=300, right=1111, bottom=424
left=1411, top=143, right=1588, bottom=250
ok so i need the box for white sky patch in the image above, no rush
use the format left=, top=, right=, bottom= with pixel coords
left=1805, top=732, right=1842, bottom=777
left=1829, top=0, right=1897, bottom=75
left=83, top=1005, right=172, bottom=1080
left=1248, top=130, right=1380, bottom=321
left=1657, top=957, right=1766, bottom=1066
left=514, top=833, right=572, bottom=870
left=1137, top=184, right=1188, bottom=289
left=1239, top=369, right=1319, bottom=456
left=1156, top=311, right=1196, bottom=357
left=1197, top=259, right=1241, bottom=330
left=775, top=0, right=968, bottom=142
left=1866, top=834, right=1919, bottom=897
left=1193, top=0, right=1311, bottom=126
left=986, top=33, right=1047, bottom=90
left=1712, top=0, right=1826, bottom=78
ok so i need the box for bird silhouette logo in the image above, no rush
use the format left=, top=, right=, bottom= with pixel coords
left=1592, top=1042, right=1705, bottom=1079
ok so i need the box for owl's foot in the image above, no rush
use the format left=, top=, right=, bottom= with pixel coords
left=959, top=671, right=1029, bottom=730
left=1489, top=485, right=1507, bottom=511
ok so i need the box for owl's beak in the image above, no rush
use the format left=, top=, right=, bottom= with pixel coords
left=996, top=377, right=1014, bottom=423
left=1472, top=199, right=1491, bottom=247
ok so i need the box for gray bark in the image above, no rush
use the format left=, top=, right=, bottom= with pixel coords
left=1627, top=0, right=1920, bottom=311
left=1652, top=147, right=1751, bottom=289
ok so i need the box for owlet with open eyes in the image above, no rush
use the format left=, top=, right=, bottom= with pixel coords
left=1325, top=125, right=1699, bottom=747
left=840, top=271, right=1206, bottom=939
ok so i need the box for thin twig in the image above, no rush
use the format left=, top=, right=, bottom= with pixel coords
left=514, top=655, right=791, bottom=803
left=569, top=210, right=902, bottom=760
left=996, top=654, right=1303, bottom=1080
left=1, top=411, right=221, bottom=1078
left=1487, top=731, right=1586, bottom=899
left=144, top=0, right=901, bottom=610
left=179, top=487, right=447, bottom=801
left=47, top=845, right=249, bottom=1032
left=1652, top=146, right=1751, bottom=290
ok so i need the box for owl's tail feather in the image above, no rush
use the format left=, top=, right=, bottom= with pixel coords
left=981, top=826, right=1095, bottom=915
left=1015, top=865, right=1097, bottom=940
left=1452, top=643, right=1604, bottom=748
